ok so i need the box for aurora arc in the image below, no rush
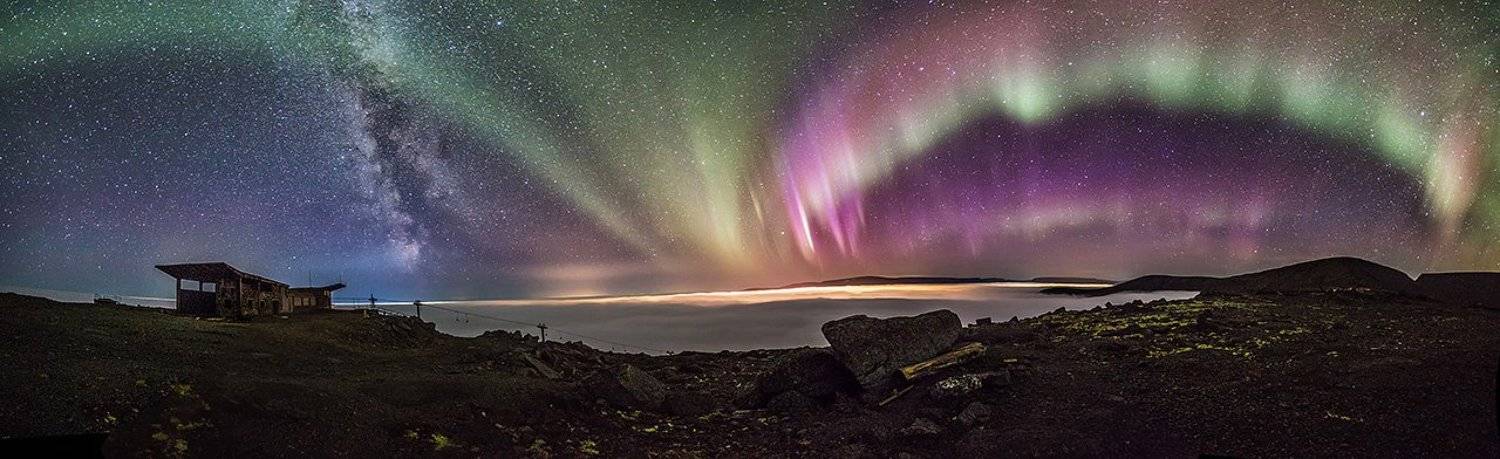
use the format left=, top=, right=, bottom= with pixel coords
left=778, top=1, right=1499, bottom=265
left=2, top=0, right=1497, bottom=291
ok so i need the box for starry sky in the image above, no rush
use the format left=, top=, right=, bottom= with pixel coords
left=1, top=0, right=1496, bottom=300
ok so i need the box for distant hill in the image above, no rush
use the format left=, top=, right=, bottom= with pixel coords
left=1027, top=277, right=1116, bottom=284
left=1043, top=257, right=1420, bottom=296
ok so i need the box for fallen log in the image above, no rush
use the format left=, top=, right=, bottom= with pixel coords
left=900, top=342, right=986, bottom=380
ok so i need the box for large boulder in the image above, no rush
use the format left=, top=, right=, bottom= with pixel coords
left=583, top=364, right=667, bottom=410
left=740, top=349, right=859, bottom=409
left=822, top=310, right=962, bottom=391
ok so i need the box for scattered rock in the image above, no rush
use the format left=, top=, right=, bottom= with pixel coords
left=356, top=315, right=441, bottom=346
left=583, top=364, right=666, bottom=410
left=980, top=369, right=1016, bottom=387
left=1087, top=338, right=1130, bottom=354
left=1109, top=300, right=1148, bottom=313
left=899, top=418, right=943, bottom=437
left=742, top=349, right=859, bottom=408
left=766, top=390, right=818, bottom=413
left=1188, top=311, right=1229, bottom=333
left=539, top=342, right=607, bottom=371
left=956, top=427, right=1007, bottom=456
left=955, top=402, right=992, bottom=427
left=522, top=354, right=560, bottom=379
left=838, top=443, right=873, bottom=458
left=822, top=310, right=962, bottom=391
left=663, top=392, right=716, bottom=417
left=831, top=392, right=865, bottom=413
left=477, top=329, right=539, bottom=350
left=932, top=374, right=983, bottom=398
left=962, top=323, right=1038, bottom=344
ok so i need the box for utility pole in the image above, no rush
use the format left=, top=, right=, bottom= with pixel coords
left=537, top=323, right=548, bottom=342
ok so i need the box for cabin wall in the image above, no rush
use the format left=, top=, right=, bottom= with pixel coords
left=244, top=284, right=286, bottom=316
left=215, top=277, right=239, bottom=316
left=161, top=265, right=294, bottom=317
left=286, top=290, right=334, bottom=312
left=204, top=276, right=288, bottom=317
left=177, top=290, right=217, bottom=316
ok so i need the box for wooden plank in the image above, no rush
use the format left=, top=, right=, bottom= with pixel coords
left=900, top=342, right=986, bottom=380
left=877, top=385, right=914, bottom=406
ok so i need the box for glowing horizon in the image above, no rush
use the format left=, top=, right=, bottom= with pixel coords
left=399, top=281, right=1117, bottom=308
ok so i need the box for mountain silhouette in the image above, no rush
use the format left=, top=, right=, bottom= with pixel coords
left=1044, top=257, right=1420, bottom=296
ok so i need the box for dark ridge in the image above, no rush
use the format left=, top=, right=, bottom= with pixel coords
left=0, top=292, right=62, bottom=305
left=1415, top=272, right=1500, bottom=309
left=1041, top=275, right=1222, bottom=296
left=1027, top=277, right=1116, bottom=284
left=1042, top=257, right=1420, bottom=297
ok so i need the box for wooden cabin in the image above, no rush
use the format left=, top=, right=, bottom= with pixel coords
left=155, top=262, right=342, bottom=317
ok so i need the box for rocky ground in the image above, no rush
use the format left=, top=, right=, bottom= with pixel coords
left=1, top=290, right=1497, bottom=457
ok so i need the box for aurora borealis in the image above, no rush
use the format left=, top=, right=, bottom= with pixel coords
left=1, top=1, right=1496, bottom=299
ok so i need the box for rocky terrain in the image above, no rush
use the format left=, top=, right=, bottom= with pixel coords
left=2, top=287, right=1498, bottom=457
left=1042, top=257, right=1500, bottom=309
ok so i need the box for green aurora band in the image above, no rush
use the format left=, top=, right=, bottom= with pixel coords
left=3, top=0, right=1497, bottom=279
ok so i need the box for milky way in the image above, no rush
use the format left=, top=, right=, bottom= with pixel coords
left=0, top=1, right=1495, bottom=299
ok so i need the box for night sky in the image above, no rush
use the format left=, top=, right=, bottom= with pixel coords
left=1, top=1, right=1496, bottom=300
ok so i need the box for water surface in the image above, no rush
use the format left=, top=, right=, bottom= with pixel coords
left=352, top=283, right=1197, bottom=353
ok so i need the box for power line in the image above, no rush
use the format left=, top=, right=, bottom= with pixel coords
left=420, top=303, right=671, bottom=354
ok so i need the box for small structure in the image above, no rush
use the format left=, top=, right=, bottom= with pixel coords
left=287, top=283, right=346, bottom=311
left=155, top=262, right=342, bottom=317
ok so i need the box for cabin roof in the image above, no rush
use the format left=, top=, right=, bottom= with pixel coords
left=155, top=262, right=287, bottom=287
left=289, top=283, right=346, bottom=293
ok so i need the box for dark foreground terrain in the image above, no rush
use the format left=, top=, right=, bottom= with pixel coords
left=2, top=290, right=1497, bottom=457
